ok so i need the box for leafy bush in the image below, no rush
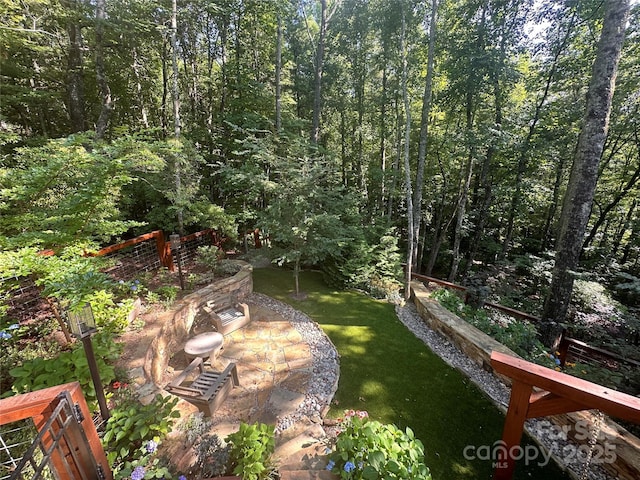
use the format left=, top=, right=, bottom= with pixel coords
left=9, top=332, right=121, bottom=403
left=103, top=388, right=180, bottom=466
left=196, top=245, right=225, bottom=269
left=215, top=259, right=242, bottom=276
left=226, top=422, right=276, bottom=480
left=613, top=273, right=640, bottom=305
left=155, top=285, right=180, bottom=306
left=112, top=439, right=176, bottom=480
left=323, top=228, right=403, bottom=301
left=327, top=410, right=431, bottom=479
left=431, top=288, right=546, bottom=359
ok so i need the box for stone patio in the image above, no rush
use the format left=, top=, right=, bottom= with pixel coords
left=130, top=300, right=338, bottom=478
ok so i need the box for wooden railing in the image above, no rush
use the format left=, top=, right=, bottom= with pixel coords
left=491, top=351, right=640, bottom=480
left=411, top=273, right=541, bottom=323
left=91, top=228, right=224, bottom=273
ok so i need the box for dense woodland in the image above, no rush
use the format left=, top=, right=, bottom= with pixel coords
left=1, top=0, right=639, bottom=348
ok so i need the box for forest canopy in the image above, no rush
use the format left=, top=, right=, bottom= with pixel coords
left=1, top=0, right=639, bottom=340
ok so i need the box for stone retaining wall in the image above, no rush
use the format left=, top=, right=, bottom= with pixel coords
left=410, top=280, right=640, bottom=480
left=144, top=261, right=253, bottom=385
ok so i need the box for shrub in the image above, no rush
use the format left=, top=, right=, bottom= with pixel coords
left=112, top=439, right=176, bottom=480
left=9, top=331, right=121, bottom=403
left=226, top=422, right=276, bottom=480
left=327, top=410, right=431, bottom=479
left=103, top=389, right=180, bottom=466
left=431, top=288, right=546, bottom=360
left=196, top=245, right=225, bottom=269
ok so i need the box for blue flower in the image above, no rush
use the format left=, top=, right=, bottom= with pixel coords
left=131, top=285, right=138, bottom=291
left=8, top=324, right=19, bottom=330
left=178, top=476, right=187, bottom=480
left=0, top=331, right=12, bottom=340
left=131, top=466, right=145, bottom=480
left=326, top=460, right=335, bottom=471
left=554, top=358, right=561, bottom=366
left=344, top=461, right=356, bottom=472
left=145, top=440, right=158, bottom=453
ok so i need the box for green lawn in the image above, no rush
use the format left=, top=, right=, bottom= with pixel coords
left=253, top=267, right=571, bottom=480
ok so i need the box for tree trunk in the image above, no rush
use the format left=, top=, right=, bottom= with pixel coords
left=378, top=44, right=388, bottom=218
left=412, top=0, right=438, bottom=270
left=311, top=0, right=340, bottom=146
left=611, top=199, right=636, bottom=260
left=311, top=1, right=327, bottom=145
left=132, top=48, right=149, bottom=128
left=400, top=9, right=414, bottom=299
left=387, top=94, right=402, bottom=221
left=501, top=7, right=578, bottom=258
left=64, top=0, right=85, bottom=133
left=583, top=160, right=640, bottom=251
left=171, top=0, right=184, bottom=234
left=542, top=152, right=568, bottom=251
left=94, top=0, right=112, bottom=140
left=275, top=15, right=282, bottom=133
left=449, top=153, right=473, bottom=282
left=541, top=0, right=630, bottom=348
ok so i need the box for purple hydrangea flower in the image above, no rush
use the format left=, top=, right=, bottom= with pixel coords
left=326, top=460, right=335, bottom=471
left=344, top=461, right=356, bottom=472
left=131, top=466, right=145, bottom=480
left=145, top=440, right=158, bottom=453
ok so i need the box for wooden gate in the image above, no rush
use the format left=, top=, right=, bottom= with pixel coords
left=0, top=383, right=112, bottom=480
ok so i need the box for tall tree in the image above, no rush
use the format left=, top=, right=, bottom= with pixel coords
left=311, top=0, right=340, bottom=145
left=171, top=0, right=184, bottom=234
left=411, top=0, right=438, bottom=270
left=541, top=0, right=631, bottom=347
left=400, top=4, right=414, bottom=298
left=94, top=0, right=112, bottom=139
left=62, top=0, right=86, bottom=132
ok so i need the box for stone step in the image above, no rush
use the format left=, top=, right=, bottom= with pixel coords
left=276, top=436, right=329, bottom=471
left=278, top=470, right=337, bottom=480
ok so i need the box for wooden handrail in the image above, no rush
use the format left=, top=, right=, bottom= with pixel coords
left=558, top=336, right=640, bottom=369
left=490, top=351, right=640, bottom=480
left=411, top=272, right=541, bottom=322
left=491, top=351, right=640, bottom=421
left=411, top=272, right=467, bottom=291
left=410, top=272, right=636, bottom=368
left=90, top=230, right=163, bottom=257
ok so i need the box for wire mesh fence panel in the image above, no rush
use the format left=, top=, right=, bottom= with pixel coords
left=100, top=239, right=162, bottom=281
left=0, top=276, right=55, bottom=327
left=3, top=392, right=102, bottom=480
left=179, top=233, right=216, bottom=267
left=0, top=420, right=48, bottom=480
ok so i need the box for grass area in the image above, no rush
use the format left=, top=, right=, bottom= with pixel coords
left=253, top=267, right=571, bottom=480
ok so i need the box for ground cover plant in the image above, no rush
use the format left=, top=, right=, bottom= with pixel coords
left=253, top=267, right=570, bottom=480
